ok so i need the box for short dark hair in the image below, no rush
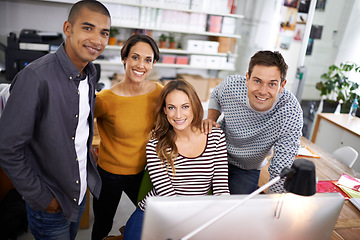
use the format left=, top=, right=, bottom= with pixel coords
left=248, top=50, right=288, bottom=83
left=68, top=0, right=111, bottom=24
left=121, top=34, right=160, bottom=67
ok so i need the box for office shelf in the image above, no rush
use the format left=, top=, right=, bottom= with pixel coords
left=111, top=24, right=241, bottom=39
left=94, top=60, right=235, bottom=71
left=37, top=0, right=240, bottom=74
left=105, top=45, right=238, bottom=57
left=38, top=0, right=244, bottom=19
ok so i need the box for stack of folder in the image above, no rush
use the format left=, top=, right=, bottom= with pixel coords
left=317, top=174, right=360, bottom=211
left=336, top=174, right=360, bottom=210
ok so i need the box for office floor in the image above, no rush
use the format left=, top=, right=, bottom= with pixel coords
left=17, top=194, right=135, bottom=240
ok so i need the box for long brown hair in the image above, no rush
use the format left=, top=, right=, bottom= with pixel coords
left=151, top=79, right=203, bottom=173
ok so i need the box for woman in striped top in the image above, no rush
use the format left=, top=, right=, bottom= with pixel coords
left=124, top=79, right=229, bottom=240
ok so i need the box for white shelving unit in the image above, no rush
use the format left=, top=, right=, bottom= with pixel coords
left=111, top=24, right=241, bottom=39
left=105, top=45, right=238, bottom=57
left=95, top=59, right=235, bottom=71
left=39, top=0, right=244, bottom=19
left=101, top=45, right=237, bottom=71
left=38, top=0, right=242, bottom=73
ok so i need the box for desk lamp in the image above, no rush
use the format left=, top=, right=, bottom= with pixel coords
left=181, top=158, right=316, bottom=240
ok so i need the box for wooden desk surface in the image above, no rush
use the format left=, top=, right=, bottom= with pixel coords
left=260, top=137, right=360, bottom=240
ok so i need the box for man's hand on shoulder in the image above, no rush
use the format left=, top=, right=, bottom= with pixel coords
left=201, top=109, right=221, bottom=134
left=201, top=119, right=220, bottom=134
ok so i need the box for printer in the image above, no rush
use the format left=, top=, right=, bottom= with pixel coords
left=5, top=29, right=63, bottom=81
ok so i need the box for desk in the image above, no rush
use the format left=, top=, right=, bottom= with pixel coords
left=260, top=137, right=360, bottom=240
left=311, top=113, right=360, bottom=172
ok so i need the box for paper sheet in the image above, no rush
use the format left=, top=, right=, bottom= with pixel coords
left=297, top=145, right=320, bottom=158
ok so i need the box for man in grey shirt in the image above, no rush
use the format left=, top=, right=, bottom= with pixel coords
left=202, top=51, right=303, bottom=194
left=0, top=1, right=111, bottom=239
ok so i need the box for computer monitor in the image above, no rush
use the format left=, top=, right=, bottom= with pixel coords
left=141, top=193, right=344, bottom=240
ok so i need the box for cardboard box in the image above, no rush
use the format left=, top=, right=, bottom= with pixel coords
left=175, top=75, right=223, bottom=102
left=207, top=78, right=223, bottom=100
left=209, top=36, right=236, bottom=53
left=161, top=79, right=174, bottom=86
left=208, top=78, right=223, bottom=90
left=177, top=74, right=209, bottom=102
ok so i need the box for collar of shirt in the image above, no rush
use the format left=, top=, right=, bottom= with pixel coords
left=55, top=43, right=96, bottom=82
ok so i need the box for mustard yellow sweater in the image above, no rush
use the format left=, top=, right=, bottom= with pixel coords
left=95, top=82, right=163, bottom=175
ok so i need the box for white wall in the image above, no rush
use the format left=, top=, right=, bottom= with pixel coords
left=301, top=0, right=355, bottom=100
left=335, top=0, right=360, bottom=65
left=335, top=0, right=360, bottom=93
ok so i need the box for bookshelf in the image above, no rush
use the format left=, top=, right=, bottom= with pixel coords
left=37, top=0, right=242, bottom=73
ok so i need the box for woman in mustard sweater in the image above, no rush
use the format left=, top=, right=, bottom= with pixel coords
left=91, top=34, right=163, bottom=240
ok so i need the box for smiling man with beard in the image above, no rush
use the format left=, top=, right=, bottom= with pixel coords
left=201, top=50, right=303, bottom=194
left=0, top=1, right=110, bottom=239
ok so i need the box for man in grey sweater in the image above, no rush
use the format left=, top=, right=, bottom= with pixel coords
left=202, top=50, right=303, bottom=194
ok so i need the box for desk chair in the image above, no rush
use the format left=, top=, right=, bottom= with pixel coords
left=332, top=146, right=358, bottom=168
left=137, top=169, right=153, bottom=204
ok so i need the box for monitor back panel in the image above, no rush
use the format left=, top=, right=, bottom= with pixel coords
left=141, top=193, right=344, bottom=240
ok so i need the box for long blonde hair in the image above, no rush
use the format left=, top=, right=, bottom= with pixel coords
left=151, top=79, right=204, bottom=173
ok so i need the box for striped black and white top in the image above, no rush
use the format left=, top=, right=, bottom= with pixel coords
left=138, top=128, right=230, bottom=211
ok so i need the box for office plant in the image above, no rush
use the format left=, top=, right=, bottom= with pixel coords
left=159, top=34, right=167, bottom=48
left=316, top=62, right=360, bottom=112
left=168, top=33, right=176, bottom=49
left=109, top=28, right=119, bottom=45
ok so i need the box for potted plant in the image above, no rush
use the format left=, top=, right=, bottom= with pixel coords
left=108, top=28, right=119, bottom=45
left=316, top=62, right=360, bottom=113
left=168, top=33, right=176, bottom=49
left=159, top=34, right=167, bottom=48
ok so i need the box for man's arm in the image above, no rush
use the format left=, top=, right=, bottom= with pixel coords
left=201, top=109, right=221, bottom=134
left=268, top=107, right=303, bottom=193
left=0, top=69, right=54, bottom=210
left=201, top=89, right=223, bottom=134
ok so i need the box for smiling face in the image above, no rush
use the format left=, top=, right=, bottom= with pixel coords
left=123, top=41, right=155, bottom=83
left=63, top=7, right=110, bottom=72
left=163, top=90, right=194, bottom=132
left=246, top=65, right=287, bottom=112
